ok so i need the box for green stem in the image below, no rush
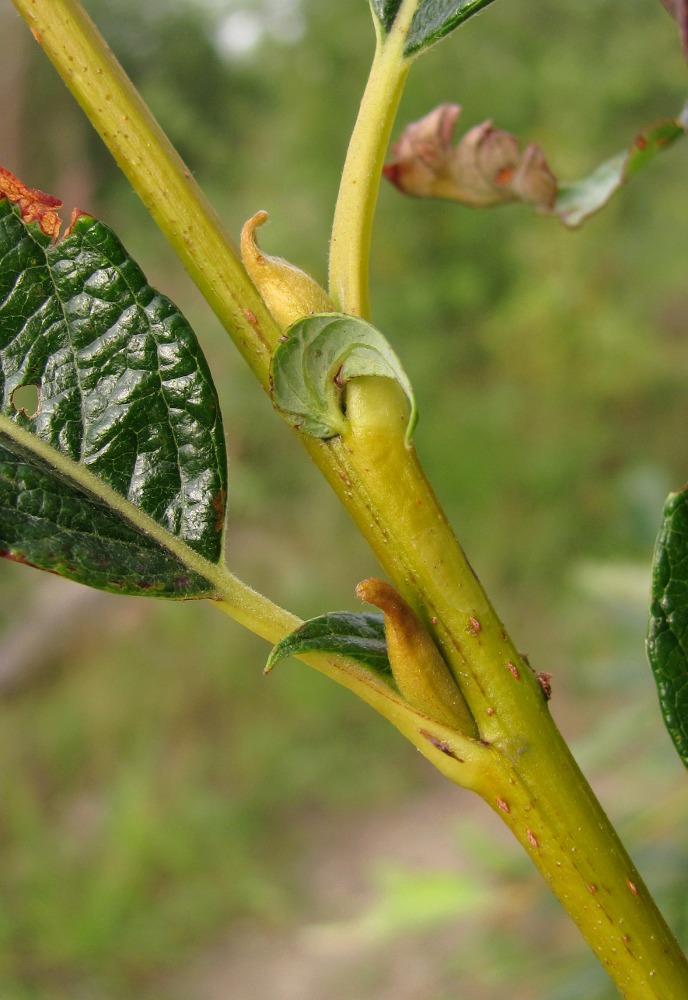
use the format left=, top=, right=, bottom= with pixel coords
left=335, top=377, right=688, bottom=998
left=10, top=0, right=280, bottom=389
left=484, top=746, right=688, bottom=999
left=4, top=0, right=473, bottom=756
left=328, top=2, right=416, bottom=317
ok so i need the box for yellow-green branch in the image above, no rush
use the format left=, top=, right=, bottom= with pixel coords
left=11, top=0, right=279, bottom=389
left=12, top=1, right=688, bottom=995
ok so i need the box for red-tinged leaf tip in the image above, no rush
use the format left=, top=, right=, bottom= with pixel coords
left=64, top=208, right=94, bottom=237
left=382, top=163, right=402, bottom=186
left=0, top=165, right=62, bottom=240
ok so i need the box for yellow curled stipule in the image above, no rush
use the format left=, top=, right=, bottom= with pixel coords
left=356, top=578, right=475, bottom=733
left=240, top=210, right=334, bottom=333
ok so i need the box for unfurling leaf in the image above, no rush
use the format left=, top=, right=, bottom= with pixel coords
left=270, top=313, right=417, bottom=444
left=383, top=104, right=557, bottom=211
left=0, top=168, right=227, bottom=598
left=647, top=487, right=688, bottom=769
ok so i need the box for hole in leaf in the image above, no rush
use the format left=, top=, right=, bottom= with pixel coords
left=11, top=384, right=41, bottom=419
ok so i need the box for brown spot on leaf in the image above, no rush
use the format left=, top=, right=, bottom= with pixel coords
left=0, top=165, right=62, bottom=240
left=0, top=549, right=34, bottom=567
left=212, top=490, right=227, bottom=533
left=496, top=798, right=510, bottom=813
left=506, top=661, right=520, bottom=680
left=526, top=829, right=539, bottom=849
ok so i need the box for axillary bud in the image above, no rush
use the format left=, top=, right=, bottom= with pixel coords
left=356, top=578, right=473, bottom=732
left=241, top=210, right=334, bottom=332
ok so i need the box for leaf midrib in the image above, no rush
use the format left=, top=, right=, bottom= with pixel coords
left=0, top=411, right=224, bottom=592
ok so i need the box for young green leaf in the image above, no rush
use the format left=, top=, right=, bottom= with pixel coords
left=555, top=117, right=687, bottom=228
left=0, top=175, right=227, bottom=598
left=270, top=313, right=417, bottom=443
left=647, top=487, right=688, bottom=768
left=265, top=610, right=393, bottom=680
left=369, top=0, right=497, bottom=57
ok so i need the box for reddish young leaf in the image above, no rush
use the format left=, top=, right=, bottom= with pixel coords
left=383, top=104, right=557, bottom=211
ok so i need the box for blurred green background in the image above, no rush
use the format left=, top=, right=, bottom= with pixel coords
left=1, top=0, right=688, bottom=997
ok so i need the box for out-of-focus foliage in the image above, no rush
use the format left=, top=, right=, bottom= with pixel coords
left=0, top=0, right=687, bottom=997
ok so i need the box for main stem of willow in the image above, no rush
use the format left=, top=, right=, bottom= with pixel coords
left=13, top=1, right=688, bottom=995
left=337, top=378, right=688, bottom=999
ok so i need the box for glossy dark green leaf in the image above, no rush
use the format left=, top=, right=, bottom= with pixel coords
left=647, top=487, right=688, bottom=768
left=369, top=0, right=497, bottom=56
left=555, top=117, right=686, bottom=228
left=0, top=442, right=214, bottom=595
left=265, top=610, right=393, bottom=680
left=0, top=195, right=227, bottom=598
left=270, top=313, right=416, bottom=443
